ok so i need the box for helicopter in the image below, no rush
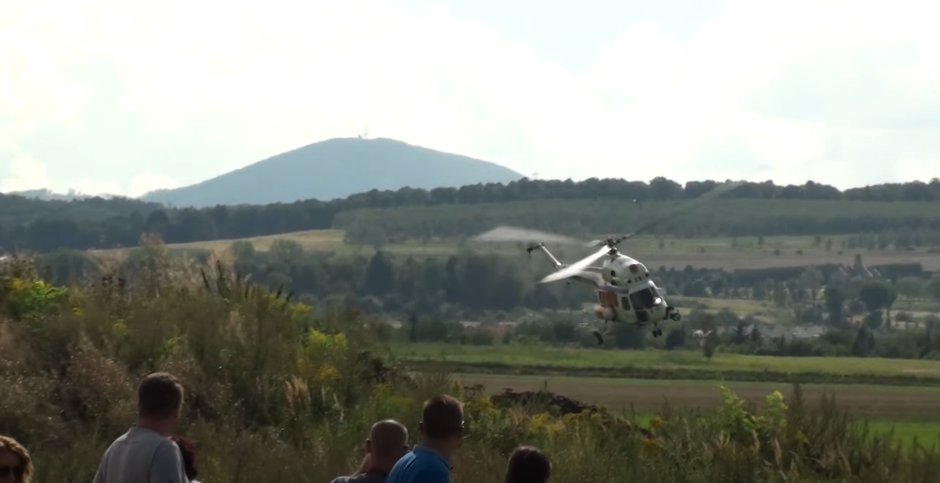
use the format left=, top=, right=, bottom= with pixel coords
left=473, top=181, right=742, bottom=344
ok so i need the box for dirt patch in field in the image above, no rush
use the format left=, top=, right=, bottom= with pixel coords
left=455, top=374, right=940, bottom=419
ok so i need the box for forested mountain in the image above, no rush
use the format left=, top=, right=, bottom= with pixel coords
left=3, top=177, right=940, bottom=253
left=140, top=137, right=524, bottom=206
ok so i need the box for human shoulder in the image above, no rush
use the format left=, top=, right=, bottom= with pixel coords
left=406, top=450, right=449, bottom=482
left=409, top=464, right=449, bottom=483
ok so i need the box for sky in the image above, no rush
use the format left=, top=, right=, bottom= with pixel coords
left=2, top=0, right=939, bottom=197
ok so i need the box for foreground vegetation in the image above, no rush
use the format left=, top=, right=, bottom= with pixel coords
left=2, top=246, right=940, bottom=482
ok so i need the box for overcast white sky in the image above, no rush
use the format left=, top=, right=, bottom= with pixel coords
left=2, top=0, right=939, bottom=197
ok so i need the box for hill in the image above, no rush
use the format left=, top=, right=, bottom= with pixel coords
left=141, top=137, right=524, bottom=206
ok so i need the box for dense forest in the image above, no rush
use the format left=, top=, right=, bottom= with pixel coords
left=2, top=178, right=940, bottom=253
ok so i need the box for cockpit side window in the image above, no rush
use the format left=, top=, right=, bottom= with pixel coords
left=629, top=287, right=660, bottom=309
left=621, top=296, right=631, bottom=310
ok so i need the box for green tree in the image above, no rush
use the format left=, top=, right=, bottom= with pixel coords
left=270, top=239, right=304, bottom=261
left=749, top=324, right=762, bottom=344
left=408, top=313, right=418, bottom=343
left=928, top=273, right=940, bottom=304
left=363, top=250, right=395, bottom=296
left=702, top=331, right=719, bottom=358
left=232, top=240, right=256, bottom=260
left=665, top=328, right=686, bottom=350
left=824, top=285, right=846, bottom=327
left=852, top=325, right=876, bottom=356
left=896, top=277, right=924, bottom=300
left=612, top=322, right=645, bottom=349
left=684, top=278, right=710, bottom=297
left=732, top=321, right=748, bottom=345
left=800, top=268, right=823, bottom=308
left=857, top=280, right=898, bottom=328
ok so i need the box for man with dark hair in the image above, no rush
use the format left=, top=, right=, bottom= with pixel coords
left=386, top=395, right=464, bottom=483
left=93, top=372, right=189, bottom=483
left=505, top=446, right=551, bottom=483
left=331, top=420, right=410, bottom=483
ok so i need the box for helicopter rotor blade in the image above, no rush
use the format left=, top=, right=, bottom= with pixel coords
left=598, top=181, right=744, bottom=246
left=538, top=245, right=610, bottom=284
left=471, top=225, right=583, bottom=245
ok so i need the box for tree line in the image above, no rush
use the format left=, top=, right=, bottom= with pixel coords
left=3, top=178, right=940, bottom=253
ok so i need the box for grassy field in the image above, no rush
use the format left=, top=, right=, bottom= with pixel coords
left=389, top=343, right=940, bottom=384
left=89, top=229, right=940, bottom=271
left=397, top=343, right=940, bottom=449
left=87, top=229, right=346, bottom=260
left=452, top=372, right=940, bottom=419
left=452, top=372, right=940, bottom=450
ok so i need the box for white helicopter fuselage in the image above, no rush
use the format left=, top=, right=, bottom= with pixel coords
left=591, top=254, right=669, bottom=326
left=526, top=242, right=680, bottom=333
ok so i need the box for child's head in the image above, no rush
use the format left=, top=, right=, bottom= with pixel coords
left=505, top=446, right=550, bottom=483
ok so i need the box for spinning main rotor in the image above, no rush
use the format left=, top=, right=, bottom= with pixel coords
left=473, top=180, right=744, bottom=284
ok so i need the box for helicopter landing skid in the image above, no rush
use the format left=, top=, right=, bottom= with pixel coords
left=592, top=320, right=610, bottom=345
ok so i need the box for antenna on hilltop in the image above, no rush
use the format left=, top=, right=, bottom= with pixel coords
left=360, top=123, right=369, bottom=139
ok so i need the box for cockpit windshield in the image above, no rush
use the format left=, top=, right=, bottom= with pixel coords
left=629, top=287, right=663, bottom=309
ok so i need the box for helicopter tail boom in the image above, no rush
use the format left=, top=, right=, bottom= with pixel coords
left=526, top=242, right=563, bottom=269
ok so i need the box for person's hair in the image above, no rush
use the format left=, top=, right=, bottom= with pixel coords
left=137, top=372, right=183, bottom=420
left=505, top=446, right=551, bottom=483
left=369, top=420, right=409, bottom=458
left=0, top=435, right=33, bottom=483
left=421, top=395, right=463, bottom=439
left=171, top=435, right=198, bottom=480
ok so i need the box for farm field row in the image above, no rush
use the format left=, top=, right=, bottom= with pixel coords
left=451, top=372, right=940, bottom=450
left=88, top=229, right=940, bottom=270
left=451, top=372, right=940, bottom=419
left=389, top=343, right=940, bottom=384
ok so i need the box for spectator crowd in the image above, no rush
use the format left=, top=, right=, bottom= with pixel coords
left=1, top=372, right=551, bottom=483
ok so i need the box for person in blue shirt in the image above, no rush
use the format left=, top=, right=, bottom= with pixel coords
left=387, top=395, right=464, bottom=483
